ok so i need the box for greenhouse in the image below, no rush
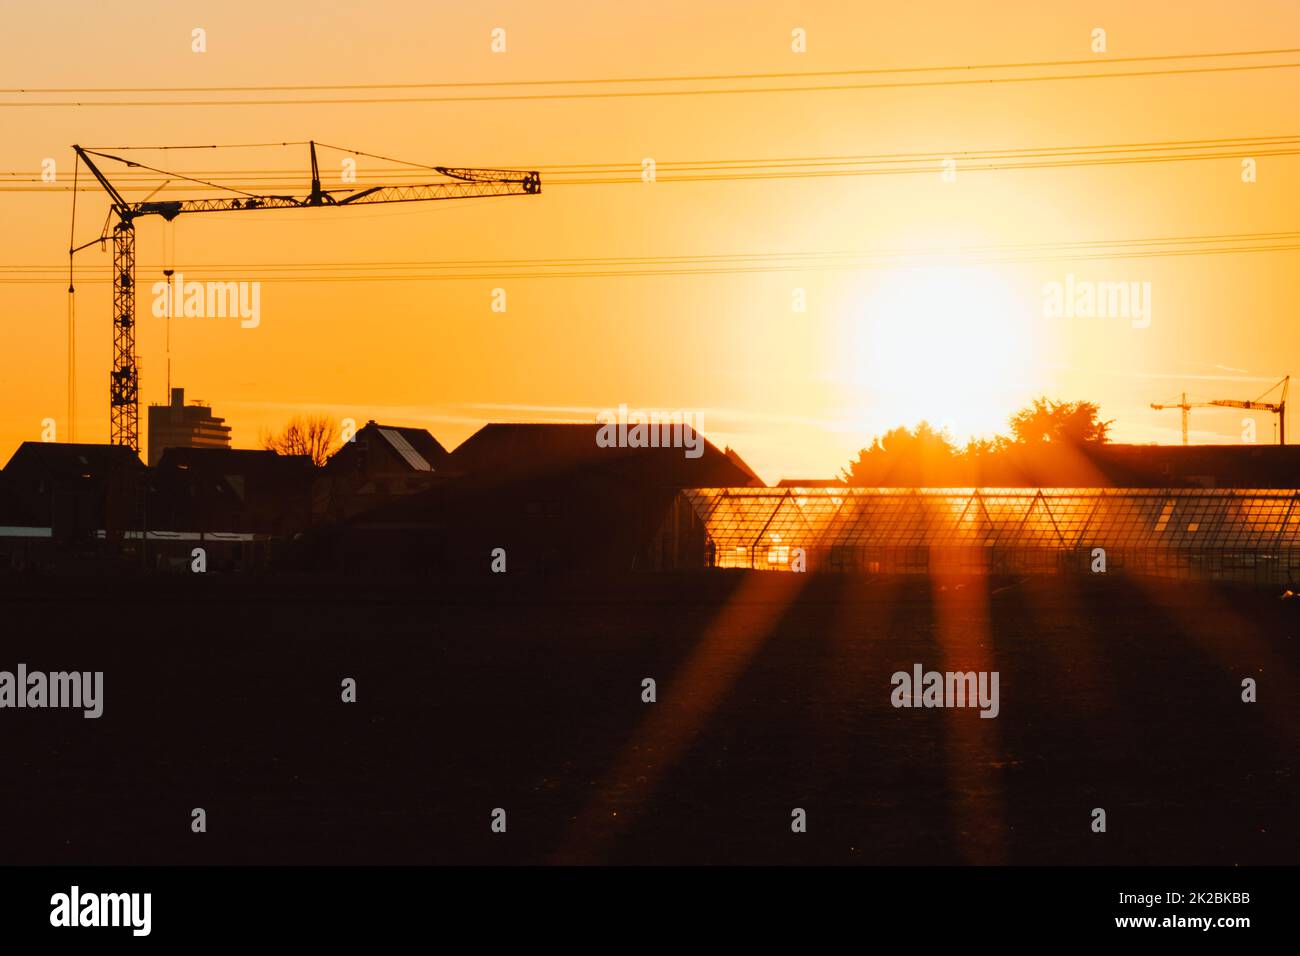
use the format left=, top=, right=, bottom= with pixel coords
left=681, top=487, right=1300, bottom=583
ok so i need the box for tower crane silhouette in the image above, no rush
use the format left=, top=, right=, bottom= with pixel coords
left=1151, top=376, right=1289, bottom=445
left=68, top=141, right=541, bottom=453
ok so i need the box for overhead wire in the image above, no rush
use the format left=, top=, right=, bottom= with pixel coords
left=7, top=53, right=1300, bottom=106
left=5, top=45, right=1300, bottom=103
left=9, top=230, right=1300, bottom=284
left=5, top=135, right=1298, bottom=193
left=7, top=46, right=1300, bottom=93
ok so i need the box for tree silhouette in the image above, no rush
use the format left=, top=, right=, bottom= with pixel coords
left=261, top=414, right=337, bottom=466
left=1008, top=398, right=1113, bottom=446
left=844, top=397, right=1113, bottom=485
left=842, top=421, right=961, bottom=485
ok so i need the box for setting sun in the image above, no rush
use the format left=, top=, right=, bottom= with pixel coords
left=841, top=266, right=1038, bottom=444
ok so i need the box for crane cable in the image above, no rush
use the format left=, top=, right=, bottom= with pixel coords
left=1252, top=376, right=1287, bottom=404
left=67, top=151, right=78, bottom=442
left=80, top=148, right=266, bottom=199
left=163, top=221, right=175, bottom=400
left=313, top=142, right=441, bottom=172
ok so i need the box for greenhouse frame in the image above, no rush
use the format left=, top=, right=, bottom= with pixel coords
left=680, top=487, right=1300, bottom=583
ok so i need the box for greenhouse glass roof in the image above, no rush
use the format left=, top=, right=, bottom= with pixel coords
left=682, top=488, right=1300, bottom=580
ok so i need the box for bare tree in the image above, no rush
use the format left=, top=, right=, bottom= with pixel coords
left=262, top=414, right=337, bottom=466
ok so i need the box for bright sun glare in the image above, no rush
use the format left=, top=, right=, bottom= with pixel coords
left=842, top=266, right=1037, bottom=444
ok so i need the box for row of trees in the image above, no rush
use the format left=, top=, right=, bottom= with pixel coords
left=843, top=398, right=1113, bottom=485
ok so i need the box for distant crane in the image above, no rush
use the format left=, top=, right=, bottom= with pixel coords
left=1151, top=375, right=1289, bottom=445
left=69, top=141, right=541, bottom=453
left=1149, top=393, right=1201, bottom=447
left=1208, top=375, right=1288, bottom=446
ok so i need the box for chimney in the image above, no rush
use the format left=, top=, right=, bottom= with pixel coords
left=171, top=387, right=185, bottom=409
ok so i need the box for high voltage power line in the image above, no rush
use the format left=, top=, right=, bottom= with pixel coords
left=4, top=47, right=1300, bottom=106
left=57, top=132, right=1300, bottom=159
left=2, top=135, right=1295, bottom=192
left=9, top=46, right=1300, bottom=93
left=6, top=230, right=1299, bottom=283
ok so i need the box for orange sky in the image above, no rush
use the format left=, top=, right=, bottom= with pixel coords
left=2, top=0, right=1299, bottom=482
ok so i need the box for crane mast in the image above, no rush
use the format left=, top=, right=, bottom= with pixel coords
left=70, top=142, right=541, bottom=454
left=1150, top=392, right=1198, bottom=447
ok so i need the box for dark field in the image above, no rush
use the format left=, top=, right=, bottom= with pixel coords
left=2, top=571, right=1298, bottom=865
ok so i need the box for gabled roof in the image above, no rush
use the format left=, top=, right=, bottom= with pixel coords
left=2, top=442, right=144, bottom=480
left=446, top=422, right=764, bottom=487
left=723, top=447, right=762, bottom=485
left=325, top=421, right=449, bottom=473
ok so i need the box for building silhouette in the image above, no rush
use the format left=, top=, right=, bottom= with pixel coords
left=147, top=387, right=231, bottom=467
left=315, top=420, right=449, bottom=522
